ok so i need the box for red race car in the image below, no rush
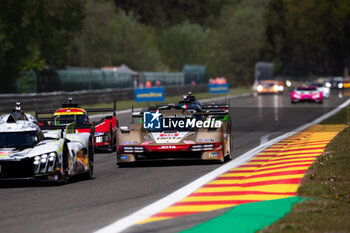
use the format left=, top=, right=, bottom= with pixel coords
left=36, top=98, right=118, bottom=152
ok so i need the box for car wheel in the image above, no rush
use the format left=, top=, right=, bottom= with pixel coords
left=83, top=137, right=94, bottom=179
left=58, top=142, right=70, bottom=184
left=229, top=135, right=233, bottom=160
left=117, top=163, right=129, bottom=168
left=218, top=154, right=225, bottom=163
left=109, top=124, right=116, bottom=152
left=224, top=135, right=233, bottom=161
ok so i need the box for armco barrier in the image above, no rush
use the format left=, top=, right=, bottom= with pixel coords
left=0, top=84, right=207, bottom=113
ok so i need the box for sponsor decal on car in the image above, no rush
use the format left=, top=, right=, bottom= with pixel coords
left=160, top=146, right=177, bottom=149
left=0, top=154, right=9, bottom=159
left=0, top=150, right=12, bottom=155
left=151, top=132, right=189, bottom=143
left=122, top=141, right=138, bottom=145
left=209, top=152, right=219, bottom=158
left=184, top=140, right=195, bottom=144
left=199, top=138, right=214, bottom=142
left=95, top=132, right=104, bottom=136
left=120, top=155, right=128, bottom=160
left=141, top=141, right=152, bottom=145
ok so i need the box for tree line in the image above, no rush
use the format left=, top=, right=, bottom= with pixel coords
left=0, top=0, right=350, bottom=93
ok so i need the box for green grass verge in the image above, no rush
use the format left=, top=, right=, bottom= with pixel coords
left=320, top=107, right=348, bottom=124
left=80, top=87, right=252, bottom=111
left=260, top=107, right=350, bottom=233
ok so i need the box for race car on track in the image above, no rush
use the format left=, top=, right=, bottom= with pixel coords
left=310, top=82, right=330, bottom=98
left=116, top=101, right=232, bottom=166
left=36, top=98, right=118, bottom=152
left=256, top=80, right=284, bottom=94
left=0, top=104, right=94, bottom=182
left=179, top=92, right=229, bottom=113
left=329, top=76, right=344, bottom=90
left=291, top=86, right=323, bottom=104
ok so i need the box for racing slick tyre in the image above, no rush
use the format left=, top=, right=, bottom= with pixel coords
left=227, top=135, right=233, bottom=161
left=224, top=133, right=233, bottom=161
left=58, top=142, right=70, bottom=184
left=83, top=137, right=94, bottom=180
left=117, top=163, right=129, bottom=168
left=224, top=118, right=233, bottom=162
left=109, top=124, right=116, bottom=152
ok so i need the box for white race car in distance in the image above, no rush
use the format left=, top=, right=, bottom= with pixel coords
left=311, top=82, right=330, bottom=98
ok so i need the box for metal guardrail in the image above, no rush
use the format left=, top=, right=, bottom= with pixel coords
left=0, top=84, right=208, bottom=112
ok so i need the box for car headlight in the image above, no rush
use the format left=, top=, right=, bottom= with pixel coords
left=325, top=82, right=331, bottom=88
left=121, top=146, right=145, bottom=153
left=33, top=152, right=57, bottom=174
left=257, top=85, right=263, bottom=92
left=338, top=83, right=343, bottom=89
left=273, top=85, right=279, bottom=92
left=190, top=144, right=215, bottom=151
left=95, top=132, right=109, bottom=143
left=293, top=93, right=301, bottom=98
left=278, top=86, right=284, bottom=91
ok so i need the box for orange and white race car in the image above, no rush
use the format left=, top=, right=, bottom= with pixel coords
left=256, top=80, right=284, bottom=94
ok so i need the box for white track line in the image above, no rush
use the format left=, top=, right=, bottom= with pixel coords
left=259, top=132, right=282, bottom=145
left=95, top=98, right=350, bottom=233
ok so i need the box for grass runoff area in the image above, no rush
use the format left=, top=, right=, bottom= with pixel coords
left=80, top=87, right=251, bottom=111
left=260, top=107, right=350, bottom=233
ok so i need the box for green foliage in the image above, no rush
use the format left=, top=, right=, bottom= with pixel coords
left=0, top=0, right=85, bottom=92
left=217, top=0, right=270, bottom=84
left=69, top=1, right=162, bottom=71
left=0, top=20, right=12, bottom=68
left=156, top=21, right=220, bottom=74
left=3, top=0, right=350, bottom=93
left=263, top=0, right=350, bottom=75
left=16, top=70, right=37, bottom=93
left=20, top=45, right=45, bottom=72
left=114, top=0, right=240, bottom=28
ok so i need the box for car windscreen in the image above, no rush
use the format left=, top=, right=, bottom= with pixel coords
left=55, top=115, right=86, bottom=125
left=0, top=131, right=37, bottom=149
left=296, top=87, right=317, bottom=91
left=262, top=83, right=274, bottom=87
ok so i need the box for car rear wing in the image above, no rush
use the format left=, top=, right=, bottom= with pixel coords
left=85, top=100, right=116, bottom=116
left=131, top=109, right=229, bottom=118
left=193, top=109, right=230, bottom=116
left=35, top=100, right=116, bottom=118
left=40, top=122, right=95, bottom=139
left=148, top=104, right=181, bottom=111
left=37, top=115, right=79, bottom=126
left=201, top=104, right=229, bottom=110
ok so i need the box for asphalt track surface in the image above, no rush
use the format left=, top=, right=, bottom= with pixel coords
left=0, top=91, right=347, bottom=233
